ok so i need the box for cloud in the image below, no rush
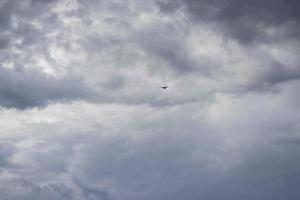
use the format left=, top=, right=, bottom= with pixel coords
left=134, top=24, right=210, bottom=75
left=0, top=0, right=95, bottom=109
left=0, top=0, right=300, bottom=199
left=0, top=143, right=15, bottom=171
left=0, top=66, right=93, bottom=109
left=157, top=0, right=300, bottom=44
left=1, top=95, right=300, bottom=199
left=1, top=0, right=298, bottom=109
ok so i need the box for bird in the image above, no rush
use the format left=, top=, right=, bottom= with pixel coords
left=161, top=86, right=168, bottom=90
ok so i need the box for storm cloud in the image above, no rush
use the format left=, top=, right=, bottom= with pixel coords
left=0, top=0, right=300, bottom=200
left=0, top=65, right=93, bottom=109
left=158, top=0, right=300, bottom=43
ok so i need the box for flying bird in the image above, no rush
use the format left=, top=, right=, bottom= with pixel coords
left=161, top=86, right=168, bottom=90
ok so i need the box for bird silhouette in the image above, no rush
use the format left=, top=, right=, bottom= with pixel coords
left=161, top=86, right=168, bottom=90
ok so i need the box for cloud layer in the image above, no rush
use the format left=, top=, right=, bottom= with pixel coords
left=0, top=0, right=300, bottom=199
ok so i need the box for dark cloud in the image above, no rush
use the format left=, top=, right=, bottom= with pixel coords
left=229, top=60, right=300, bottom=94
left=156, top=0, right=181, bottom=13
left=4, top=0, right=299, bottom=110
left=0, top=33, right=10, bottom=49
left=73, top=178, right=112, bottom=200
left=0, top=66, right=92, bottom=109
left=0, top=0, right=93, bottom=109
left=135, top=24, right=204, bottom=75
left=1, top=97, right=300, bottom=199
left=0, top=0, right=300, bottom=200
left=0, top=0, right=15, bottom=30
left=0, top=178, right=74, bottom=200
left=31, top=0, right=57, bottom=4
left=157, top=0, right=300, bottom=44
left=253, top=62, right=300, bottom=91
left=0, top=143, right=15, bottom=170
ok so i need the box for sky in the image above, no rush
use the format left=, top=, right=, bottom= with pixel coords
left=0, top=0, right=300, bottom=199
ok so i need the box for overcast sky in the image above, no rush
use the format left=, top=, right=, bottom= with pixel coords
left=0, top=0, right=300, bottom=199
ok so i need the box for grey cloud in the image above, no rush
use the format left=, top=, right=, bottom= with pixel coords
left=1, top=96, right=300, bottom=200
left=229, top=60, right=300, bottom=94
left=157, top=0, right=300, bottom=44
left=31, top=0, right=57, bottom=4
left=134, top=1, right=300, bottom=94
left=73, top=178, right=112, bottom=200
left=252, top=61, right=300, bottom=91
left=0, top=66, right=93, bottom=109
left=0, top=176, right=112, bottom=200
left=133, top=20, right=219, bottom=76
left=17, top=181, right=73, bottom=200
left=156, top=0, right=181, bottom=13
left=0, top=143, right=15, bottom=170
left=101, top=76, right=125, bottom=90
left=44, top=101, right=300, bottom=199
left=135, top=25, right=199, bottom=74
left=0, top=0, right=15, bottom=30
left=0, top=0, right=93, bottom=109
left=0, top=178, right=74, bottom=200
left=203, top=144, right=300, bottom=200
left=0, top=1, right=300, bottom=199
left=0, top=33, right=10, bottom=49
left=0, top=0, right=298, bottom=108
left=0, top=0, right=56, bottom=31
